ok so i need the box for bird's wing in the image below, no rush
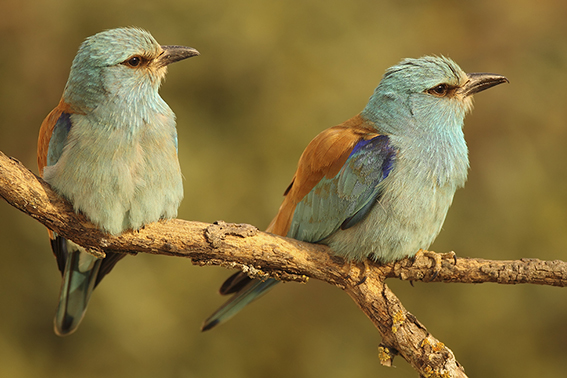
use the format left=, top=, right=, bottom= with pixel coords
left=202, top=115, right=397, bottom=331
left=37, top=100, right=75, bottom=271
left=37, top=99, right=75, bottom=176
left=268, top=114, right=397, bottom=241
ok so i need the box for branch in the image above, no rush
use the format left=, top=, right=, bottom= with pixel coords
left=2, top=150, right=566, bottom=377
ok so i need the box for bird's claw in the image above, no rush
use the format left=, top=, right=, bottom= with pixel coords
left=411, top=250, right=458, bottom=281
left=446, top=251, right=457, bottom=265
left=412, top=249, right=442, bottom=281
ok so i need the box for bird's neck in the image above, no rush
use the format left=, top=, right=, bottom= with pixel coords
left=394, top=123, right=469, bottom=188
left=361, top=99, right=469, bottom=187
left=65, top=84, right=173, bottom=138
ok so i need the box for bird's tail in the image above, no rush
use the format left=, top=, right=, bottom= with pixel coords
left=201, top=275, right=280, bottom=331
left=54, top=248, right=102, bottom=336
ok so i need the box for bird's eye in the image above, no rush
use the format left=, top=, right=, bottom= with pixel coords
left=124, top=56, right=143, bottom=68
left=427, top=84, right=449, bottom=97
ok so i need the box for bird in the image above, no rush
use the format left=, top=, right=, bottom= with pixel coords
left=37, top=27, right=199, bottom=336
left=202, top=56, right=508, bottom=331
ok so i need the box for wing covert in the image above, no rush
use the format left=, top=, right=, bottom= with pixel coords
left=289, top=134, right=396, bottom=242
left=37, top=99, right=75, bottom=175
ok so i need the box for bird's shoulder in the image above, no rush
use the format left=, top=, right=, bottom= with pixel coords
left=290, top=114, right=380, bottom=196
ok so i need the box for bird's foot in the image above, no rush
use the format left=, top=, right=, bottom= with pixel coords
left=412, top=249, right=444, bottom=281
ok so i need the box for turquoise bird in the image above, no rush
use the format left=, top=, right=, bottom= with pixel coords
left=202, top=56, right=508, bottom=330
left=37, top=27, right=199, bottom=336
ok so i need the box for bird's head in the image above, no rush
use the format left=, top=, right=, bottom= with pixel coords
left=62, top=27, right=199, bottom=114
left=362, top=56, right=508, bottom=135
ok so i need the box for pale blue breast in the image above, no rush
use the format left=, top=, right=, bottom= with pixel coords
left=43, top=104, right=183, bottom=235
left=324, top=129, right=469, bottom=262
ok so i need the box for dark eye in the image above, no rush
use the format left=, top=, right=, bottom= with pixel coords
left=124, top=56, right=142, bottom=67
left=427, top=84, right=449, bottom=97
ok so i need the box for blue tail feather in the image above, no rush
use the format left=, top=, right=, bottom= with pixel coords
left=201, top=278, right=280, bottom=331
left=54, top=249, right=102, bottom=336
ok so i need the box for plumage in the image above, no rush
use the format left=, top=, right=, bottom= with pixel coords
left=38, top=100, right=77, bottom=174
left=38, top=27, right=199, bottom=336
left=268, top=115, right=381, bottom=236
left=202, top=56, right=508, bottom=330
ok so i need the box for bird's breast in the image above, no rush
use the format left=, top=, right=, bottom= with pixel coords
left=325, top=132, right=469, bottom=262
left=43, top=112, right=183, bottom=235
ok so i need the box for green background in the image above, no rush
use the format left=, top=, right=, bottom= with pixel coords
left=1, top=0, right=567, bottom=377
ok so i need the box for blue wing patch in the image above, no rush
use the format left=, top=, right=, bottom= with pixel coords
left=46, top=112, right=72, bottom=167
left=288, top=135, right=396, bottom=242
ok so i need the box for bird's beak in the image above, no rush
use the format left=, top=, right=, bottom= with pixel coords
left=462, top=73, right=509, bottom=97
left=157, top=45, right=200, bottom=67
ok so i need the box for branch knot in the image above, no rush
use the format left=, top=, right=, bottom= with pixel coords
left=204, top=220, right=259, bottom=249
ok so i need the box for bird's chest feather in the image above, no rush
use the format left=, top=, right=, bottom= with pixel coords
left=43, top=112, right=183, bottom=235
left=381, top=133, right=469, bottom=255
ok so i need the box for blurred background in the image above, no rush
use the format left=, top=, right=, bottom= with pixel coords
left=1, top=0, right=567, bottom=377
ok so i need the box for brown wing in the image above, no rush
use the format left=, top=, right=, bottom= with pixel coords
left=267, top=114, right=379, bottom=236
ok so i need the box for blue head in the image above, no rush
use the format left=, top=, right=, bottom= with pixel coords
left=62, top=27, right=199, bottom=117
left=361, top=56, right=508, bottom=136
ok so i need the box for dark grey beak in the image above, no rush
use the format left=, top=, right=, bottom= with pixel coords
left=463, top=73, right=509, bottom=96
left=158, top=45, right=200, bottom=67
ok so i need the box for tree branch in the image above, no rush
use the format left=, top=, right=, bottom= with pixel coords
left=2, top=150, right=566, bottom=377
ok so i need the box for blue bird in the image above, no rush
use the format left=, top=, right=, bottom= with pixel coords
left=37, top=27, right=199, bottom=336
left=202, top=56, right=508, bottom=330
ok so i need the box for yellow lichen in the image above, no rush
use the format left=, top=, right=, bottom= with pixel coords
left=377, top=346, right=392, bottom=367
left=421, top=338, right=445, bottom=353
left=391, top=311, right=406, bottom=333
left=421, top=365, right=451, bottom=378
left=433, top=341, right=445, bottom=352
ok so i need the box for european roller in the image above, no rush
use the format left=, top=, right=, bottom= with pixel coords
left=37, top=27, right=199, bottom=336
left=202, top=56, right=508, bottom=330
